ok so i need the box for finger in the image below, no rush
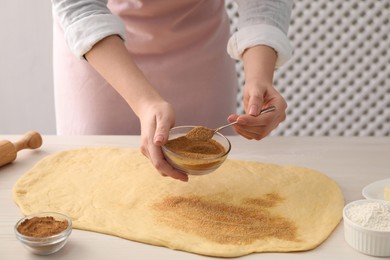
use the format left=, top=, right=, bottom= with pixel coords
left=153, top=114, right=172, bottom=146
left=140, top=136, right=150, bottom=159
left=237, top=111, right=275, bottom=127
left=234, top=111, right=279, bottom=140
left=227, top=114, right=239, bottom=123
left=148, top=145, right=188, bottom=182
left=234, top=123, right=273, bottom=140
left=232, top=125, right=254, bottom=140
left=162, top=167, right=188, bottom=181
left=246, top=92, right=264, bottom=116
left=158, top=161, right=189, bottom=182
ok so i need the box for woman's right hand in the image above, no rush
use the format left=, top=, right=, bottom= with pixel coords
left=138, top=100, right=189, bottom=182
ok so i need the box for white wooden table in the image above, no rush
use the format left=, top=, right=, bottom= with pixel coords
left=1, top=135, right=389, bottom=260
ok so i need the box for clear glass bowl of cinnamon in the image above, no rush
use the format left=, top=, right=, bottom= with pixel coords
left=14, top=212, right=72, bottom=255
left=162, top=126, right=231, bottom=175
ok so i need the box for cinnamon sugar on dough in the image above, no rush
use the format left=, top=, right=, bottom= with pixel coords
left=153, top=193, right=300, bottom=245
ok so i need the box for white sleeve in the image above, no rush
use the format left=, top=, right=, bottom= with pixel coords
left=52, top=0, right=126, bottom=58
left=227, top=0, right=293, bottom=68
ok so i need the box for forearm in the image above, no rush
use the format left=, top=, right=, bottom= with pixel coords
left=242, top=45, right=277, bottom=87
left=227, top=0, right=293, bottom=67
left=84, top=35, right=164, bottom=116
left=229, top=44, right=286, bottom=140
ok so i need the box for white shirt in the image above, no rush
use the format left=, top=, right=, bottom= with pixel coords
left=51, top=0, right=293, bottom=67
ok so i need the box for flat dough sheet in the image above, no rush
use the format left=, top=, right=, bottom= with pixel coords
left=13, top=147, right=344, bottom=257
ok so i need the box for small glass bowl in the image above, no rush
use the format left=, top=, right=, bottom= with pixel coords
left=343, top=199, right=390, bottom=257
left=14, top=212, right=72, bottom=255
left=162, top=126, right=231, bottom=175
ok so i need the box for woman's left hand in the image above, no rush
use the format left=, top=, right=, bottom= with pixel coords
left=227, top=45, right=287, bottom=140
left=227, top=82, right=287, bottom=140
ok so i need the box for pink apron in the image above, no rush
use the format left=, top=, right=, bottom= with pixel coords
left=53, top=0, right=238, bottom=135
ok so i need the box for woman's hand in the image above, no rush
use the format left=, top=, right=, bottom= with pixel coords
left=85, top=35, right=188, bottom=182
left=227, top=45, right=287, bottom=140
left=228, top=82, right=287, bottom=140
left=138, top=100, right=189, bottom=182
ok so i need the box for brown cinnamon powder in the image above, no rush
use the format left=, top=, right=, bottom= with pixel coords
left=185, top=126, right=215, bottom=141
left=165, top=136, right=225, bottom=159
left=17, top=216, right=68, bottom=237
left=152, top=192, right=299, bottom=245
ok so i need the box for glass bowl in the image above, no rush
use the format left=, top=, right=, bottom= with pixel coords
left=14, top=212, right=72, bottom=255
left=162, top=126, right=231, bottom=175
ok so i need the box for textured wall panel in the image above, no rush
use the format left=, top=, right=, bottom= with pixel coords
left=226, top=0, right=390, bottom=136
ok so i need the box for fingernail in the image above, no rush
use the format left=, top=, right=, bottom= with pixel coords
left=154, top=135, right=164, bottom=145
left=249, top=105, right=258, bottom=116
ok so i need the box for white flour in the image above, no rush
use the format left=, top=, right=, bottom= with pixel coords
left=345, top=201, right=390, bottom=231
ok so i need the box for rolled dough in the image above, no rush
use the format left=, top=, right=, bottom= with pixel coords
left=13, top=147, right=344, bottom=257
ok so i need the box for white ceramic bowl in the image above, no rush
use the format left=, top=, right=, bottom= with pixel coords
left=162, top=126, right=231, bottom=175
left=15, top=212, right=72, bottom=255
left=343, top=199, right=390, bottom=257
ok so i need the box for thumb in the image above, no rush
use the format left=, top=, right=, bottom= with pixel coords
left=247, top=94, right=264, bottom=116
left=153, top=118, right=171, bottom=147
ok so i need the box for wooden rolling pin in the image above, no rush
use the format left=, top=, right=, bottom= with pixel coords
left=0, top=131, right=42, bottom=167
